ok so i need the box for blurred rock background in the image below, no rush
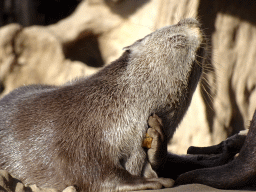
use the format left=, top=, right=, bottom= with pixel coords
left=0, top=0, right=256, bottom=155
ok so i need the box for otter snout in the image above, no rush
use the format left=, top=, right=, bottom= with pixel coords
left=179, top=18, right=203, bottom=46
left=177, top=18, right=200, bottom=28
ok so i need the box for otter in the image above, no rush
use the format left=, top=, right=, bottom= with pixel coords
left=0, top=18, right=206, bottom=191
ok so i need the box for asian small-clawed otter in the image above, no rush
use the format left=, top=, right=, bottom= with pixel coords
left=0, top=18, right=207, bottom=191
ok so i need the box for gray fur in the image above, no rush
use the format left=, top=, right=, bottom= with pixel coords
left=0, top=18, right=206, bottom=191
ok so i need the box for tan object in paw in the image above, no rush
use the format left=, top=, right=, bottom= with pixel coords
left=142, top=133, right=153, bottom=148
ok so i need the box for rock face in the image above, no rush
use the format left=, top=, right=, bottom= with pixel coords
left=173, top=0, right=256, bottom=153
left=0, top=23, right=98, bottom=96
left=0, top=170, right=77, bottom=192
left=0, top=0, right=256, bottom=188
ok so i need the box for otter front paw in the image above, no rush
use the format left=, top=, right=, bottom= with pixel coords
left=142, top=114, right=163, bottom=149
left=146, top=114, right=167, bottom=170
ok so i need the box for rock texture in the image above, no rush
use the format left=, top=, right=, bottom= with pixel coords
left=0, top=170, right=77, bottom=192
left=172, top=0, right=256, bottom=153
left=0, top=23, right=97, bottom=96
left=0, top=0, right=256, bottom=190
left=0, top=169, right=241, bottom=192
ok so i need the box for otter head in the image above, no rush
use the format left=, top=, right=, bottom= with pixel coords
left=123, top=18, right=207, bottom=137
left=124, top=18, right=206, bottom=76
left=124, top=18, right=206, bottom=95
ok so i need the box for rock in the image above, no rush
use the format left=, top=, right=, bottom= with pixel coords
left=28, top=185, right=59, bottom=192
left=0, top=24, right=98, bottom=96
left=62, top=186, right=77, bottom=192
left=0, top=169, right=77, bottom=192
left=48, top=0, right=156, bottom=64
left=0, top=170, right=25, bottom=192
left=0, top=24, right=22, bottom=91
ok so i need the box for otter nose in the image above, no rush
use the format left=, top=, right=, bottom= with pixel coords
left=177, top=18, right=200, bottom=28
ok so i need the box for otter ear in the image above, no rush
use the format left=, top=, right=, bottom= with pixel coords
left=123, top=38, right=144, bottom=51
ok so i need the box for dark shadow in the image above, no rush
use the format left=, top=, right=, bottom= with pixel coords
left=64, top=35, right=104, bottom=68
left=0, top=0, right=82, bottom=27
left=198, top=0, right=218, bottom=134
left=8, top=177, right=26, bottom=192
left=1, top=0, right=150, bottom=26
left=104, top=0, right=150, bottom=18
left=0, top=82, right=4, bottom=95
left=0, top=0, right=5, bottom=26
left=218, top=0, right=256, bottom=26
left=0, top=186, right=7, bottom=192
left=228, top=78, right=245, bottom=136
left=35, top=0, right=82, bottom=25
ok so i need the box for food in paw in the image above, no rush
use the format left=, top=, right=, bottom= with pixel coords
left=142, top=133, right=153, bottom=149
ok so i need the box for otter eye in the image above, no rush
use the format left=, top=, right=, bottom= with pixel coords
left=169, top=35, right=186, bottom=48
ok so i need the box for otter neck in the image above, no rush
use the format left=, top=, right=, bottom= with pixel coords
left=118, top=55, right=195, bottom=130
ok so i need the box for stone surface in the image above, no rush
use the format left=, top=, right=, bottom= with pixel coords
left=0, top=24, right=98, bottom=96
left=0, top=170, right=72, bottom=192
left=0, top=169, right=250, bottom=192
